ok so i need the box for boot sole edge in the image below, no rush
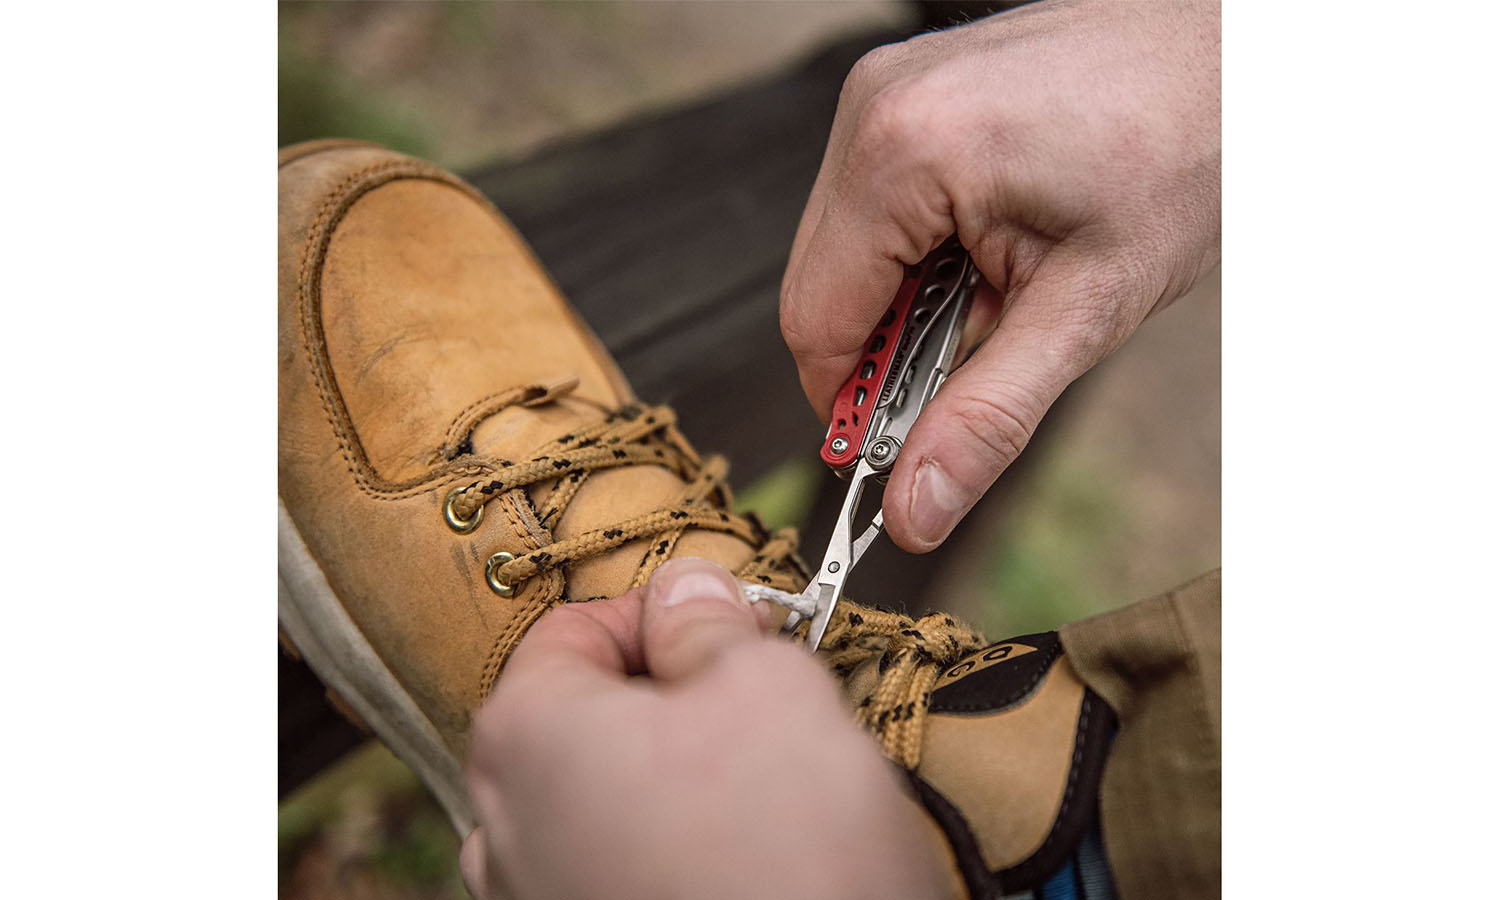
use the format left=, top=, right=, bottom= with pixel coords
left=277, top=497, right=475, bottom=835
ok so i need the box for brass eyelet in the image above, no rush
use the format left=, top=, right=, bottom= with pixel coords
left=485, top=551, right=519, bottom=597
left=444, top=486, right=484, bottom=534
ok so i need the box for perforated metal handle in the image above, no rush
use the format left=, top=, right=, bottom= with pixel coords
left=820, top=237, right=978, bottom=478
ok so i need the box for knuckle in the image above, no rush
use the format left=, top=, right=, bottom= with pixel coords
left=653, top=606, right=741, bottom=657
left=1087, top=253, right=1152, bottom=307
left=843, top=43, right=902, bottom=99
left=1053, top=256, right=1153, bottom=369
left=945, top=390, right=1035, bottom=468
left=852, top=83, right=929, bottom=157
left=778, top=290, right=816, bottom=356
left=946, top=159, right=1000, bottom=240
left=1046, top=301, right=1116, bottom=376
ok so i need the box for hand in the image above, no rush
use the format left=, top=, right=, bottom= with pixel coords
left=461, top=558, right=954, bottom=900
left=780, top=0, right=1221, bottom=551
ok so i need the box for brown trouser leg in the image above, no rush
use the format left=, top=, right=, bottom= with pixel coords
left=1060, top=570, right=1222, bottom=900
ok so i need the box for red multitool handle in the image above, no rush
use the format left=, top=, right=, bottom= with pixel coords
left=819, top=264, right=926, bottom=470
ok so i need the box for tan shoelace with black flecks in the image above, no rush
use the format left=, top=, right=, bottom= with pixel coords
left=448, top=382, right=986, bottom=769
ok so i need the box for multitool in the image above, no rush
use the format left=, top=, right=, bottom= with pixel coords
left=744, top=236, right=979, bottom=651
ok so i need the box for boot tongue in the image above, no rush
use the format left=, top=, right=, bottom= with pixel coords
left=468, top=396, right=758, bottom=600
left=841, top=658, right=883, bottom=711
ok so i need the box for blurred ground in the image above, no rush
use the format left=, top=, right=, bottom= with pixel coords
left=280, top=0, right=913, bottom=170
left=278, top=3, right=1219, bottom=897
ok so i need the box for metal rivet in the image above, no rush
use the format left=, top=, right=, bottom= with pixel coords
left=444, top=486, right=484, bottom=534
left=485, top=551, right=519, bottom=597
left=828, top=561, right=841, bottom=573
left=866, top=436, right=901, bottom=473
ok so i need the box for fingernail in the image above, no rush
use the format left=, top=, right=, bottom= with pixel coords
left=648, top=557, right=747, bottom=609
left=910, top=459, right=972, bottom=546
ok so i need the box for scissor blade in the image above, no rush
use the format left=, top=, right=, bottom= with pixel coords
left=796, top=515, right=881, bottom=648
left=803, top=582, right=841, bottom=651
left=800, top=460, right=876, bottom=651
left=850, top=511, right=883, bottom=568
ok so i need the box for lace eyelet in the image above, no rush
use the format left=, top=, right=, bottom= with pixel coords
left=485, top=551, right=519, bottom=597
left=444, top=486, right=484, bottom=534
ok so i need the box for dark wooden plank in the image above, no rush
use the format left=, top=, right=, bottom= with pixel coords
left=279, top=647, right=365, bottom=797
left=469, top=31, right=903, bottom=485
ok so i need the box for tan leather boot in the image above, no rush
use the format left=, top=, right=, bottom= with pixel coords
left=279, top=140, right=1113, bottom=897
left=278, top=139, right=810, bottom=832
left=881, top=631, right=1117, bottom=897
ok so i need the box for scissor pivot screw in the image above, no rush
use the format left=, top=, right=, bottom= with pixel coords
left=830, top=437, right=849, bottom=454
left=827, top=561, right=841, bottom=573
left=866, top=435, right=901, bottom=471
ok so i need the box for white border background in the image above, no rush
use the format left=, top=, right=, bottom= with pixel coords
left=1, top=1, right=1496, bottom=895
left=2, top=3, right=277, bottom=895
left=1224, top=0, right=1500, bottom=893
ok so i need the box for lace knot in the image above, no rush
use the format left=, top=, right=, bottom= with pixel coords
left=821, top=605, right=986, bottom=769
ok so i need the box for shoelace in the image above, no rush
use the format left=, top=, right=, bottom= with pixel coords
left=820, top=604, right=988, bottom=768
left=446, top=381, right=986, bottom=769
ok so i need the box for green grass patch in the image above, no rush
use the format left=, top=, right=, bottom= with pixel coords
left=278, top=40, right=433, bottom=157
left=278, top=741, right=421, bottom=862
left=975, top=452, right=1130, bottom=636
left=733, top=457, right=821, bottom=531
left=372, top=803, right=466, bottom=890
left=279, top=741, right=466, bottom=893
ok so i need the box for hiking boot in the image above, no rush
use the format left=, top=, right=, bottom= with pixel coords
left=278, top=140, right=1112, bottom=897
left=278, top=140, right=809, bottom=832
left=851, top=628, right=1117, bottom=898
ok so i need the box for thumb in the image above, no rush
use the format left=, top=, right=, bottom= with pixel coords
left=882, top=255, right=1122, bottom=552
left=641, top=558, right=768, bottom=682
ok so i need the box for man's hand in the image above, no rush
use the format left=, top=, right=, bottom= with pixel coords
left=461, top=558, right=954, bottom=900
left=781, top=0, right=1221, bottom=551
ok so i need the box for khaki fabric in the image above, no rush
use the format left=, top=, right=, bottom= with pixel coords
left=1060, top=569, right=1222, bottom=900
